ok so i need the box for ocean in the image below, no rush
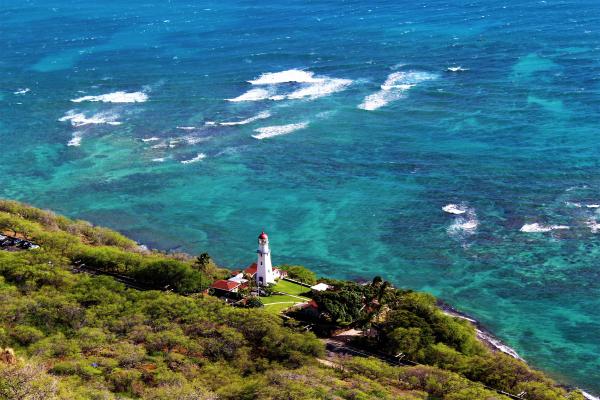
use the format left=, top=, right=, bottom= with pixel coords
left=1, top=0, right=600, bottom=393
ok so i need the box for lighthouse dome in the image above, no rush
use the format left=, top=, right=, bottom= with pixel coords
left=258, top=231, right=268, bottom=240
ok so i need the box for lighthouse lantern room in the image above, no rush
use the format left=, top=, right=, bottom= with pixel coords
left=256, top=231, right=275, bottom=285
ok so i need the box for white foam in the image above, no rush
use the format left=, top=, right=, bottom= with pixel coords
left=181, top=153, right=206, bottom=164
left=252, top=122, right=308, bottom=140
left=585, top=219, right=600, bottom=233
left=475, top=329, right=524, bottom=361
left=442, top=204, right=467, bottom=215
left=151, top=142, right=168, bottom=149
left=233, top=69, right=352, bottom=102
left=14, top=88, right=30, bottom=95
left=447, top=66, right=468, bottom=72
left=445, top=205, right=478, bottom=236
left=448, top=217, right=478, bottom=233
left=152, top=157, right=166, bottom=163
left=519, top=223, right=569, bottom=233
left=182, top=135, right=212, bottom=145
left=582, top=390, right=600, bottom=400
left=358, top=71, right=437, bottom=111
left=277, top=78, right=352, bottom=100
left=248, top=69, right=320, bottom=85
left=67, top=132, right=83, bottom=147
left=142, top=137, right=160, bottom=142
left=227, top=88, right=273, bottom=102
left=71, top=91, right=148, bottom=103
left=176, top=126, right=197, bottom=130
left=587, top=204, right=600, bottom=209
left=58, top=111, right=121, bottom=127
left=220, top=111, right=271, bottom=126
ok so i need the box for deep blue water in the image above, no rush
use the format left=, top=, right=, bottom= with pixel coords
left=2, top=0, right=600, bottom=393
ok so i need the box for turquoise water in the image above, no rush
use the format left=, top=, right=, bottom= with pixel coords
left=2, top=0, right=600, bottom=392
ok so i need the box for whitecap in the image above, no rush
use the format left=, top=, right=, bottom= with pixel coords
left=181, top=153, right=206, bottom=164
left=151, top=142, right=168, bottom=149
left=519, top=223, right=569, bottom=233
left=152, top=157, right=166, bottom=163
left=227, top=88, right=273, bottom=102
left=248, top=69, right=320, bottom=85
left=58, top=111, right=121, bottom=127
left=358, top=71, right=437, bottom=111
left=220, top=111, right=271, bottom=126
left=445, top=204, right=478, bottom=237
left=182, top=135, right=212, bottom=145
left=176, top=126, right=197, bottom=131
left=67, top=132, right=83, bottom=147
left=442, top=204, right=467, bottom=215
left=252, top=122, right=308, bottom=140
left=447, top=216, right=479, bottom=234
left=234, top=69, right=352, bottom=102
left=585, top=219, right=600, bottom=233
left=14, top=88, right=30, bottom=95
left=447, top=66, right=469, bottom=72
left=276, top=78, right=352, bottom=100
left=141, top=137, right=160, bottom=142
left=71, top=91, right=148, bottom=103
left=587, top=204, right=600, bottom=209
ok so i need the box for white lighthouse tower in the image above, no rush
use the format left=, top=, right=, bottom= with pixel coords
left=256, top=231, right=275, bottom=286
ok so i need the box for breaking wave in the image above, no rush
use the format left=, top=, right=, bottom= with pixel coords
left=71, top=91, right=148, bottom=103
left=59, top=111, right=122, bottom=127
left=358, top=70, right=437, bottom=111
left=248, top=69, right=321, bottom=85
left=442, top=204, right=467, bottom=215
left=230, top=69, right=352, bottom=102
left=181, top=153, right=206, bottom=164
left=220, top=111, right=271, bottom=126
left=276, top=78, right=352, bottom=101
left=519, top=223, right=569, bottom=233
left=445, top=204, right=478, bottom=237
left=227, top=88, right=273, bottom=102
left=252, top=122, right=308, bottom=140
left=67, top=132, right=83, bottom=147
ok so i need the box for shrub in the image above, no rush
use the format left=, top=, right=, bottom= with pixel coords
left=278, top=265, right=317, bottom=285
left=10, top=325, right=44, bottom=345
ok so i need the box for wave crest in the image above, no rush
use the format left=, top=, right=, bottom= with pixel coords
left=59, top=111, right=122, bottom=127
left=359, top=70, right=437, bottom=111
left=181, top=153, right=207, bottom=164
left=519, top=223, right=569, bottom=233
left=71, top=91, right=148, bottom=103
left=252, top=122, right=308, bottom=140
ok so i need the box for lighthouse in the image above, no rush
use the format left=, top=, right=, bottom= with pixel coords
left=256, top=231, right=275, bottom=285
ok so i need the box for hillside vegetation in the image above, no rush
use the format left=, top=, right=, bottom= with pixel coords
left=0, top=200, right=585, bottom=400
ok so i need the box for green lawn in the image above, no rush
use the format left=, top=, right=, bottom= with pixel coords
left=260, top=283, right=311, bottom=314
left=262, top=302, right=298, bottom=314
left=272, top=279, right=311, bottom=296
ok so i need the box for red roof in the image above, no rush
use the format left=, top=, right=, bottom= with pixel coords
left=301, top=299, right=319, bottom=309
left=244, top=263, right=257, bottom=276
left=211, top=280, right=240, bottom=291
left=258, top=231, right=268, bottom=240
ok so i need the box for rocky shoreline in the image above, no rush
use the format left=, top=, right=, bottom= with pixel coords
left=437, top=301, right=599, bottom=400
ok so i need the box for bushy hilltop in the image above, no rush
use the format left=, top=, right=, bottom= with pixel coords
left=0, top=200, right=586, bottom=400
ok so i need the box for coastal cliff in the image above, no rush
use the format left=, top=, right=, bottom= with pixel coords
left=0, top=199, right=590, bottom=400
